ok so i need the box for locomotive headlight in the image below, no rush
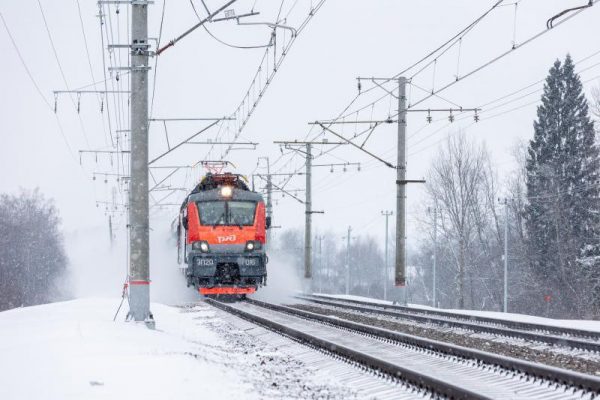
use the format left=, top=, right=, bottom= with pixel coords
left=192, top=241, right=210, bottom=253
left=245, top=241, right=261, bottom=252
left=220, top=186, right=233, bottom=198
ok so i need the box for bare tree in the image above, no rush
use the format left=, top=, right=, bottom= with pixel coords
left=426, top=133, right=488, bottom=309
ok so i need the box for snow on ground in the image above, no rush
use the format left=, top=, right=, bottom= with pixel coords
left=0, top=298, right=253, bottom=400
left=317, top=293, right=600, bottom=333
left=0, top=297, right=386, bottom=400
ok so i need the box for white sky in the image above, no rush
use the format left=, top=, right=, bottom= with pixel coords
left=1, top=0, right=599, bottom=251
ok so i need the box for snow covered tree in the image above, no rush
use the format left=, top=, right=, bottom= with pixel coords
left=0, top=189, right=69, bottom=311
left=525, top=55, right=600, bottom=317
left=592, top=86, right=600, bottom=121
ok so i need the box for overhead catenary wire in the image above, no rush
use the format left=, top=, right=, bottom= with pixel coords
left=0, top=11, right=78, bottom=163
left=189, top=0, right=272, bottom=49
left=295, top=0, right=508, bottom=168
left=409, top=0, right=599, bottom=109
left=150, top=0, right=167, bottom=119
left=315, top=7, right=600, bottom=172
left=217, top=0, right=327, bottom=160
left=302, top=20, right=600, bottom=213
left=37, top=0, right=91, bottom=147
left=406, top=57, right=600, bottom=154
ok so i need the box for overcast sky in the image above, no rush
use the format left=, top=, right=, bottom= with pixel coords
left=1, top=0, right=599, bottom=254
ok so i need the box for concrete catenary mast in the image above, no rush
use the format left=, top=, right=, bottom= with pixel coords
left=128, top=0, right=153, bottom=327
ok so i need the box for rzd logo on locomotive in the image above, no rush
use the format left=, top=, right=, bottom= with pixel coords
left=217, top=234, right=237, bottom=244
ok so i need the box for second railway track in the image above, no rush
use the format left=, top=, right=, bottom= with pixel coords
left=297, top=294, right=600, bottom=353
left=207, top=297, right=600, bottom=399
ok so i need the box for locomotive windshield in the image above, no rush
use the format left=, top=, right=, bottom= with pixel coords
left=197, top=201, right=256, bottom=226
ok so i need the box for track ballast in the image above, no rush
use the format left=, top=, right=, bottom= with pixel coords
left=206, top=297, right=600, bottom=399
left=297, top=294, right=600, bottom=352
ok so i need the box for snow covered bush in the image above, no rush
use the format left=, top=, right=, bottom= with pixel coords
left=0, top=189, right=69, bottom=311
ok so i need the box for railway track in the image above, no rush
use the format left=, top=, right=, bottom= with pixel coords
left=206, top=297, right=600, bottom=399
left=296, top=294, right=600, bottom=352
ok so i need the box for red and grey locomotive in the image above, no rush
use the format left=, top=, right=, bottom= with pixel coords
left=177, top=173, right=270, bottom=296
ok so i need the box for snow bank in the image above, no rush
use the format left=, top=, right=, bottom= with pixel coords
left=0, top=298, right=255, bottom=400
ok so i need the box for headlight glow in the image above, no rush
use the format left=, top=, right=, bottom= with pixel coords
left=192, top=241, right=210, bottom=253
left=245, top=241, right=261, bottom=251
left=220, top=186, right=233, bottom=198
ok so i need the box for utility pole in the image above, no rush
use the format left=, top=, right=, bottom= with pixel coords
left=266, top=172, right=273, bottom=245
left=500, top=198, right=509, bottom=312
left=381, top=211, right=393, bottom=300
left=108, top=215, right=114, bottom=247
left=428, top=202, right=438, bottom=308
left=257, top=156, right=273, bottom=247
left=128, top=0, right=153, bottom=327
left=273, top=140, right=345, bottom=281
left=313, top=77, right=478, bottom=303
left=305, top=143, right=312, bottom=279
left=344, top=226, right=352, bottom=295
left=433, top=202, right=438, bottom=308
left=316, top=235, right=324, bottom=293
left=396, top=77, right=407, bottom=291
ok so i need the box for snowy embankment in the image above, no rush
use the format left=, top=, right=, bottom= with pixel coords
left=0, top=298, right=254, bottom=399
left=317, top=293, right=600, bottom=332
left=0, top=297, right=378, bottom=400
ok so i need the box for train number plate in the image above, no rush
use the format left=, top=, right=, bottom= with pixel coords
left=242, top=258, right=258, bottom=267
left=196, top=258, right=215, bottom=267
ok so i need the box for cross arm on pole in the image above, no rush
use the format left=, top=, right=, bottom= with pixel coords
left=157, top=0, right=238, bottom=55
left=318, top=124, right=395, bottom=169
left=148, top=120, right=220, bottom=165
left=256, top=174, right=304, bottom=204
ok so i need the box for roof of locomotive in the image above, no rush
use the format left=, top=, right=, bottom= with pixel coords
left=193, top=172, right=249, bottom=191
left=187, top=188, right=264, bottom=203
left=180, top=173, right=264, bottom=211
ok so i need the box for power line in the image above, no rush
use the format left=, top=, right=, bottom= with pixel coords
left=410, top=0, right=599, bottom=108
left=37, top=0, right=91, bottom=147
left=218, top=0, right=328, bottom=160
left=305, top=0, right=598, bottom=173
left=75, top=0, right=111, bottom=148
left=398, top=50, right=600, bottom=154
left=150, top=0, right=167, bottom=118
left=296, top=0, right=507, bottom=167
left=189, top=0, right=271, bottom=49
left=0, top=12, right=77, bottom=162
left=98, top=4, right=116, bottom=148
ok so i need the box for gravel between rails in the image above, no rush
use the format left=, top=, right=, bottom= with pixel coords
left=291, top=303, right=600, bottom=376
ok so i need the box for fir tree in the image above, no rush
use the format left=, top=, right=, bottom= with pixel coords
left=525, top=55, right=600, bottom=317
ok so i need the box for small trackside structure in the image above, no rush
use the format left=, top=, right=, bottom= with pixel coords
left=177, top=173, right=270, bottom=296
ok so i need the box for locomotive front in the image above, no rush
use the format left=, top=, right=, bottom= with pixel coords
left=181, top=174, right=269, bottom=296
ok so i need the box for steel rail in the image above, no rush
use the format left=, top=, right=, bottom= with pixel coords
left=208, top=297, right=600, bottom=397
left=295, top=296, right=600, bottom=351
left=206, top=298, right=487, bottom=399
left=245, top=298, right=600, bottom=394
left=301, top=294, right=600, bottom=342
